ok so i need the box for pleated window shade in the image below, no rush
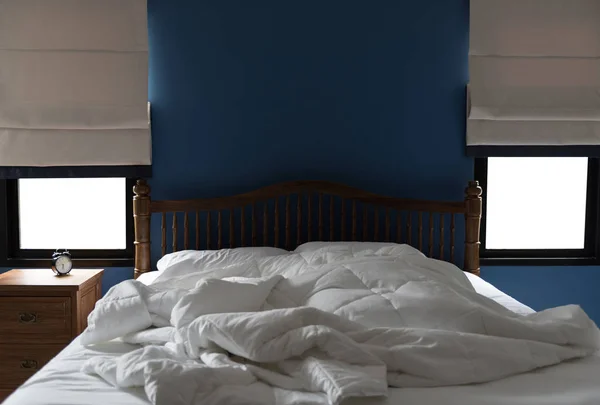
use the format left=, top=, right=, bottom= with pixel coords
left=0, top=0, right=150, bottom=175
left=467, top=0, right=600, bottom=156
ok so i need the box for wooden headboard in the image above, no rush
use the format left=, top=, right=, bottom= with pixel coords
left=133, top=180, right=482, bottom=278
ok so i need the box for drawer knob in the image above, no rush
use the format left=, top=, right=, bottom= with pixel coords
left=18, top=312, right=38, bottom=324
left=20, top=360, right=38, bottom=369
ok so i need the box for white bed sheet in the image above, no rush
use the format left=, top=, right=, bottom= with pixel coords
left=464, top=272, right=535, bottom=315
left=136, top=271, right=160, bottom=285
left=4, top=336, right=600, bottom=405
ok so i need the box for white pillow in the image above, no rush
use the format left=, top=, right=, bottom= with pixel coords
left=137, top=271, right=160, bottom=285
left=294, top=241, right=400, bottom=254
left=295, top=242, right=424, bottom=266
left=156, top=247, right=289, bottom=276
left=152, top=260, right=262, bottom=290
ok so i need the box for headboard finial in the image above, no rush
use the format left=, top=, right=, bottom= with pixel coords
left=134, top=179, right=150, bottom=197
left=466, top=180, right=482, bottom=198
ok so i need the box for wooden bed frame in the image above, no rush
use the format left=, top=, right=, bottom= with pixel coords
left=132, top=180, right=482, bottom=278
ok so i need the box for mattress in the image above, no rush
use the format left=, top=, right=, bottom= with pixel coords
left=4, top=336, right=600, bottom=405
left=4, top=271, right=598, bottom=405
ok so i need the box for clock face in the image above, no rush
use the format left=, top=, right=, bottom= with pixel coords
left=55, top=255, right=72, bottom=274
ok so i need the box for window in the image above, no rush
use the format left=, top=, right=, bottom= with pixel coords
left=0, top=178, right=134, bottom=267
left=474, top=158, right=600, bottom=265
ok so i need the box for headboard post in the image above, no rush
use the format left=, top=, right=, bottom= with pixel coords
left=133, top=179, right=152, bottom=279
left=464, top=180, right=483, bottom=276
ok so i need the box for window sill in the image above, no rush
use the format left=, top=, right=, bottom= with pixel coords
left=481, top=257, right=600, bottom=266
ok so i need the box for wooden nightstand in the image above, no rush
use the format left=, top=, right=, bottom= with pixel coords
left=0, top=269, right=103, bottom=401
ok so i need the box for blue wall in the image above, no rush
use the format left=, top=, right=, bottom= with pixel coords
left=483, top=266, right=600, bottom=322
left=4, top=1, right=600, bottom=322
left=148, top=0, right=471, bottom=201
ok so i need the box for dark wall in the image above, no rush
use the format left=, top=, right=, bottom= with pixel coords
left=147, top=0, right=472, bottom=201
left=3, top=0, right=599, bottom=323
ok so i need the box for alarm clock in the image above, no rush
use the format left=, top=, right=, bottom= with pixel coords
left=51, top=249, right=73, bottom=276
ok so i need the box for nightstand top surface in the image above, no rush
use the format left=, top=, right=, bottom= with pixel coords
left=0, top=269, right=103, bottom=289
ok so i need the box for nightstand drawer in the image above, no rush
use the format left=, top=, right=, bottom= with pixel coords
left=0, top=297, right=72, bottom=344
left=0, top=344, right=63, bottom=388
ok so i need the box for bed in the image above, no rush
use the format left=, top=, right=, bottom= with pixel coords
left=3, top=180, right=600, bottom=405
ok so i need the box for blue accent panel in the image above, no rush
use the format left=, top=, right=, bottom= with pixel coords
left=146, top=0, right=472, bottom=202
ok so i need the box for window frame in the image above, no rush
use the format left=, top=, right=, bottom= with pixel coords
left=0, top=178, right=135, bottom=268
left=474, top=158, right=600, bottom=266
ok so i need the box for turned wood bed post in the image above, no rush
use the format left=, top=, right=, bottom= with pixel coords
left=133, top=179, right=152, bottom=279
left=464, top=180, right=483, bottom=276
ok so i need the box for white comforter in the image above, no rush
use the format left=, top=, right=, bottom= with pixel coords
left=80, top=245, right=600, bottom=405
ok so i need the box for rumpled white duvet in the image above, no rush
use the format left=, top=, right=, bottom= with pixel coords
left=80, top=244, right=600, bottom=405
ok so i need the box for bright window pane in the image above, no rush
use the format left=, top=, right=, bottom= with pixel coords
left=486, top=157, right=588, bottom=250
left=18, top=178, right=126, bottom=250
